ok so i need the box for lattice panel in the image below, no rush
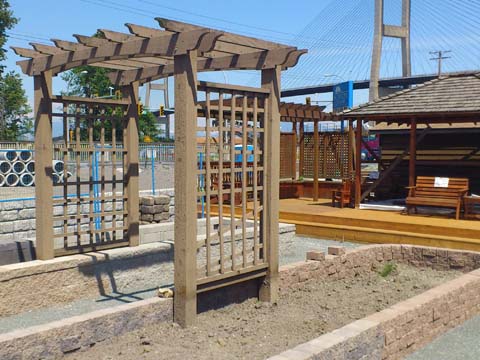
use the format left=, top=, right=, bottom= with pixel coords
left=302, top=132, right=351, bottom=180
left=52, top=98, right=129, bottom=254
left=280, top=133, right=296, bottom=179
left=196, top=83, right=269, bottom=284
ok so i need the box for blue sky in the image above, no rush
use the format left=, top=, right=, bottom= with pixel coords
left=6, top=0, right=332, bottom=109
left=6, top=0, right=480, bottom=117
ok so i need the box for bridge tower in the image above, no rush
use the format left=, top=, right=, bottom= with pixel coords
left=369, top=0, right=411, bottom=101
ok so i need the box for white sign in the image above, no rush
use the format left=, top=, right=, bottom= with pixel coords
left=434, top=177, right=449, bottom=188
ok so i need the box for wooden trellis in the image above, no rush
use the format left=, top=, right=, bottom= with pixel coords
left=52, top=97, right=131, bottom=256
left=14, top=17, right=305, bottom=327
left=196, top=81, right=268, bottom=287
left=302, top=132, right=352, bottom=180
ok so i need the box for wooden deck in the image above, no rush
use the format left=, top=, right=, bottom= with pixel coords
left=209, top=198, right=480, bottom=252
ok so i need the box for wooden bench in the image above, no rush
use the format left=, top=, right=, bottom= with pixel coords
left=405, top=176, right=469, bottom=220
left=331, top=180, right=352, bottom=208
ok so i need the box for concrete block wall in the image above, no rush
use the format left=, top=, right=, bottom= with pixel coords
left=0, top=189, right=175, bottom=244
left=139, top=193, right=174, bottom=224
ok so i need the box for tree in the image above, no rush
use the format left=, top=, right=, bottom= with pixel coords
left=0, top=71, right=32, bottom=140
left=62, top=65, right=161, bottom=142
left=0, top=0, right=18, bottom=74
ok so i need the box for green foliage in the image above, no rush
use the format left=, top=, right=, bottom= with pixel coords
left=0, top=0, right=18, bottom=73
left=0, top=71, right=32, bottom=140
left=61, top=66, right=115, bottom=98
left=379, top=262, right=397, bottom=278
left=139, top=111, right=161, bottom=142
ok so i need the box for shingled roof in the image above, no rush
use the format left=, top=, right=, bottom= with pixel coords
left=342, top=72, right=480, bottom=120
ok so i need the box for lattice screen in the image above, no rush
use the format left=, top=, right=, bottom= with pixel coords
left=196, top=82, right=269, bottom=285
left=280, top=133, right=296, bottom=179
left=302, top=132, right=351, bottom=179
left=52, top=98, right=129, bottom=255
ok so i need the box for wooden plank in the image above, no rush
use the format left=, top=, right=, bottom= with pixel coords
left=409, top=118, right=417, bottom=187
left=242, top=95, right=248, bottom=268
left=205, top=90, right=212, bottom=277
left=259, top=66, right=280, bottom=303
left=355, top=120, right=362, bottom=208
left=123, top=82, right=140, bottom=247
left=313, top=119, right=319, bottom=201
left=174, top=51, right=198, bottom=327
left=198, top=81, right=270, bottom=94
left=218, top=92, right=225, bottom=274
left=34, top=71, right=54, bottom=260
left=230, top=94, right=237, bottom=271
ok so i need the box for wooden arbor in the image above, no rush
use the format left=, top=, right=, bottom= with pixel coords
left=13, top=18, right=306, bottom=326
left=342, top=72, right=480, bottom=209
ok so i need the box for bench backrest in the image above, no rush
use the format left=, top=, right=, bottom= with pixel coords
left=414, top=176, right=469, bottom=198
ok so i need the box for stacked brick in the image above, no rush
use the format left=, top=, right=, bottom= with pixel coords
left=140, top=195, right=174, bottom=224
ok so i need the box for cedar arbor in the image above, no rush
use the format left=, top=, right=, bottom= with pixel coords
left=12, top=18, right=306, bottom=326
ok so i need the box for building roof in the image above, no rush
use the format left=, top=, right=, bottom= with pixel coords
left=342, top=72, right=480, bottom=122
left=12, top=18, right=306, bottom=86
left=371, top=122, right=480, bottom=133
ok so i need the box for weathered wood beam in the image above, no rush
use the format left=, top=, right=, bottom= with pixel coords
left=30, top=43, right=65, bottom=55
left=11, top=47, right=43, bottom=58
left=16, top=29, right=220, bottom=76
left=108, top=48, right=297, bottom=86
left=157, top=17, right=285, bottom=50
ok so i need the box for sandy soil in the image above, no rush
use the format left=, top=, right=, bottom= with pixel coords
left=68, top=264, right=459, bottom=360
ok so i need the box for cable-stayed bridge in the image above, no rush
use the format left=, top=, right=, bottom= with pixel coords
left=281, top=0, right=480, bottom=99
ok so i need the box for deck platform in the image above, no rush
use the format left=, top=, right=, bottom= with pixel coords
left=209, top=198, right=480, bottom=252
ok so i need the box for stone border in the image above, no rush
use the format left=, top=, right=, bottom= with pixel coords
left=271, top=245, right=480, bottom=360
left=1, top=244, right=479, bottom=359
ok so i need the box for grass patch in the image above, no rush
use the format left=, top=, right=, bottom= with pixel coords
left=379, top=262, right=397, bottom=278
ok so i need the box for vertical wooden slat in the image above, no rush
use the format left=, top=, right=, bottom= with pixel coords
left=409, top=117, right=417, bottom=187
left=111, top=111, right=117, bottom=242
left=259, top=66, right=280, bottom=303
left=261, top=97, right=268, bottom=263
left=174, top=50, right=198, bottom=327
left=355, top=119, right=363, bottom=208
left=218, top=92, right=225, bottom=274
left=88, top=107, right=94, bottom=245
left=291, top=120, right=297, bottom=179
left=230, top=94, right=237, bottom=271
left=252, top=95, right=259, bottom=265
left=34, top=71, right=54, bottom=260
left=241, top=94, right=248, bottom=268
left=75, top=105, right=81, bottom=247
left=313, top=119, right=319, bottom=202
left=100, top=107, right=106, bottom=243
left=62, top=103, right=68, bottom=249
left=299, top=120, right=305, bottom=179
left=205, top=90, right=212, bottom=276
left=123, top=82, right=140, bottom=247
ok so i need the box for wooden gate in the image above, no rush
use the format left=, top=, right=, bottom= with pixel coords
left=50, top=97, right=133, bottom=255
left=195, top=81, right=270, bottom=289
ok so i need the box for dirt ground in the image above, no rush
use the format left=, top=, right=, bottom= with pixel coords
left=68, top=264, right=460, bottom=360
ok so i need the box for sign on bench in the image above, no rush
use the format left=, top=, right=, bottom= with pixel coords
left=434, top=177, right=449, bottom=188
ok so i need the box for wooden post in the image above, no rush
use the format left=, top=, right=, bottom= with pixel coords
left=123, top=82, right=140, bottom=247
left=313, top=119, right=319, bottom=201
left=409, top=117, right=417, bottom=187
left=355, top=119, right=363, bottom=208
left=34, top=71, right=54, bottom=260
left=174, top=50, right=198, bottom=327
left=291, top=120, right=297, bottom=179
left=260, top=65, right=280, bottom=303
left=299, top=120, right=305, bottom=179
left=348, top=120, right=355, bottom=180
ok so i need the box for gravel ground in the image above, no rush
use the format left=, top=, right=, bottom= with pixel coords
left=406, top=315, right=480, bottom=360
left=67, top=264, right=460, bottom=360
left=0, top=233, right=359, bottom=334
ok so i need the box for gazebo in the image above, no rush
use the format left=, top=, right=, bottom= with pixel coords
left=12, top=18, right=306, bottom=326
left=342, top=72, right=480, bottom=208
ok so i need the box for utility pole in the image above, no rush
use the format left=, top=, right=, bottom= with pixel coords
left=430, top=50, right=451, bottom=77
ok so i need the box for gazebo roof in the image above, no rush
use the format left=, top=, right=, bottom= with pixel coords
left=11, top=18, right=306, bottom=86
left=342, top=72, right=480, bottom=122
